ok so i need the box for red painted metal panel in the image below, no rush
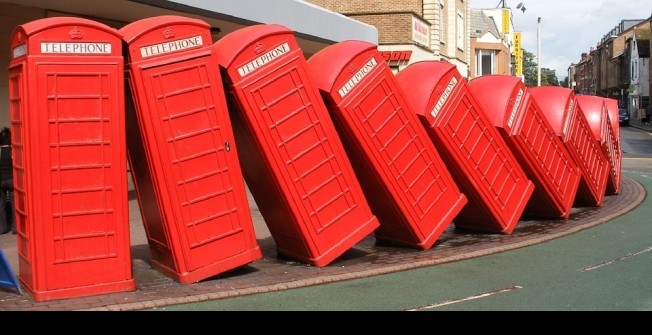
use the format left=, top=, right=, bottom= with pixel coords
left=604, top=98, right=621, bottom=140
left=602, top=97, right=622, bottom=195
left=396, top=61, right=533, bottom=234
left=529, top=87, right=609, bottom=206
left=468, top=76, right=580, bottom=219
left=8, top=17, right=134, bottom=301
left=214, top=24, right=379, bottom=266
left=576, top=95, right=620, bottom=197
left=307, top=41, right=466, bottom=249
left=120, top=16, right=261, bottom=283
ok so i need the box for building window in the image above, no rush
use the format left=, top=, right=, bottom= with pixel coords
left=456, top=11, right=464, bottom=51
left=631, top=61, right=635, bottom=79
left=476, top=50, right=494, bottom=76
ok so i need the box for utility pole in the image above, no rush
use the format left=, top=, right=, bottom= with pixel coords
left=537, top=17, right=541, bottom=86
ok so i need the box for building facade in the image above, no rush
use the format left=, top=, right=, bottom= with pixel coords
left=307, top=0, right=472, bottom=76
left=566, top=63, right=577, bottom=89
left=1, top=0, right=527, bottom=129
left=469, top=7, right=514, bottom=78
left=0, top=0, right=377, bottom=128
left=571, top=18, right=650, bottom=116
left=573, top=52, right=594, bottom=94
left=626, top=26, right=650, bottom=114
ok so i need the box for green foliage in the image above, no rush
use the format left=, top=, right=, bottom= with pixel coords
left=560, top=76, right=569, bottom=88
left=523, top=49, right=537, bottom=86
left=522, top=48, right=560, bottom=87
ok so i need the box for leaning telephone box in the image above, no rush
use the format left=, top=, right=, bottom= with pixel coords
left=529, top=87, right=609, bottom=207
left=468, top=75, right=580, bottom=219
left=575, top=95, right=621, bottom=197
left=396, top=61, right=534, bottom=234
left=602, top=97, right=622, bottom=195
left=119, top=16, right=262, bottom=284
left=306, top=41, right=466, bottom=249
left=604, top=98, right=621, bottom=140
left=7, top=17, right=134, bottom=301
left=214, top=25, right=379, bottom=266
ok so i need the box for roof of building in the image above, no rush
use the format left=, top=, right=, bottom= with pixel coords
left=470, top=9, right=500, bottom=39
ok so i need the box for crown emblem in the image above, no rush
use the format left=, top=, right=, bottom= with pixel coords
left=16, top=32, right=23, bottom=42
left=69, top=27, right=83, bottom=40
left=254, top=43, right=265, bottom=55
left=347, top=63, right=357, bottom=74
left=163, top=27, right=175, bottom=39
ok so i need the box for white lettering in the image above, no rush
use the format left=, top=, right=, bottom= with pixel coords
left=338, top=57, right=378, bottom=98
left=140, top=35, right=203, bottom=58
left=40, top=42, right=112, bottom=54
left=507, top=88, right=523, bottom=128
left=431, top=77, right=457, bottom=118
left=12, top=44, right=27, bottom=58
left=237, top=42, right=291, bottom=77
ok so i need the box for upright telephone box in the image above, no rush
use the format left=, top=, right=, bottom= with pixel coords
left=119, top=16, right=262, bottom=284
left=396, top=61, right=534, bottom=234
left=7, top=17, right=134, bottom=301
left=576, top=95, right=621, bottom=197
left=529, top=87, right=609, bottom=207
left=214, top=24, right=379, bottom=266
left=468, top=75, right=580, bottom=219
left=306, top=41, right=466, bottom=250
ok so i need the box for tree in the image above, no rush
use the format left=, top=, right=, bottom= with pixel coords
left=560, top=76, right=569, bottom=88
left=542, top=68, right=559, bottom=86
left=523, top=49, right=537, bottom=87
left=522, top=48, right=560, bottom=87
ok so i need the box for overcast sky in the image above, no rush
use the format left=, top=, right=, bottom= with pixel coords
left=470, top=0, right=652, bottom=79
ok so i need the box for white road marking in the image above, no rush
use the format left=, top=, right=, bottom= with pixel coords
left=580, top=246, right=652, bottom=272
left=404, top=286, right=523, bottom=311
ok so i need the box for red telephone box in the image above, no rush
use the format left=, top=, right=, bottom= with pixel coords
left=602, top=97, right=622, bottom=195
left=468, top=75, right=580, bottom=219
left=214, top=24, right=379, bottom=266
left=604, top=98, right=621, bottom=140
left=529, top=87, right=609, bottom=207
left=7, top=17, right=134, bottom=301
left=120, top=16, right=262, bottom=284
left=396, top=61, right=534, bottom=234
left=306, top=41, right=466, bottom=250
left=576, top=95, right=621, bottom=197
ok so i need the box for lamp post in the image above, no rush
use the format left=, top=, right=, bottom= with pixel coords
left=537, top=17, right=541, bottom=86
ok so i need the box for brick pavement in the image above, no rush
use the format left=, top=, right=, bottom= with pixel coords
left=0, top=175, right=644, bottom=311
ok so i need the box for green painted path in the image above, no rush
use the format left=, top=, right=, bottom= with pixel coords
left=153, top=172, right=652, bottom=311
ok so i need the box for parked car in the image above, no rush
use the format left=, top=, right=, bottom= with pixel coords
left=619, top=108, right=629, bottom=126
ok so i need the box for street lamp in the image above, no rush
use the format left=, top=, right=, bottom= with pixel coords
left=537, top=17, right=541, bottom=86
